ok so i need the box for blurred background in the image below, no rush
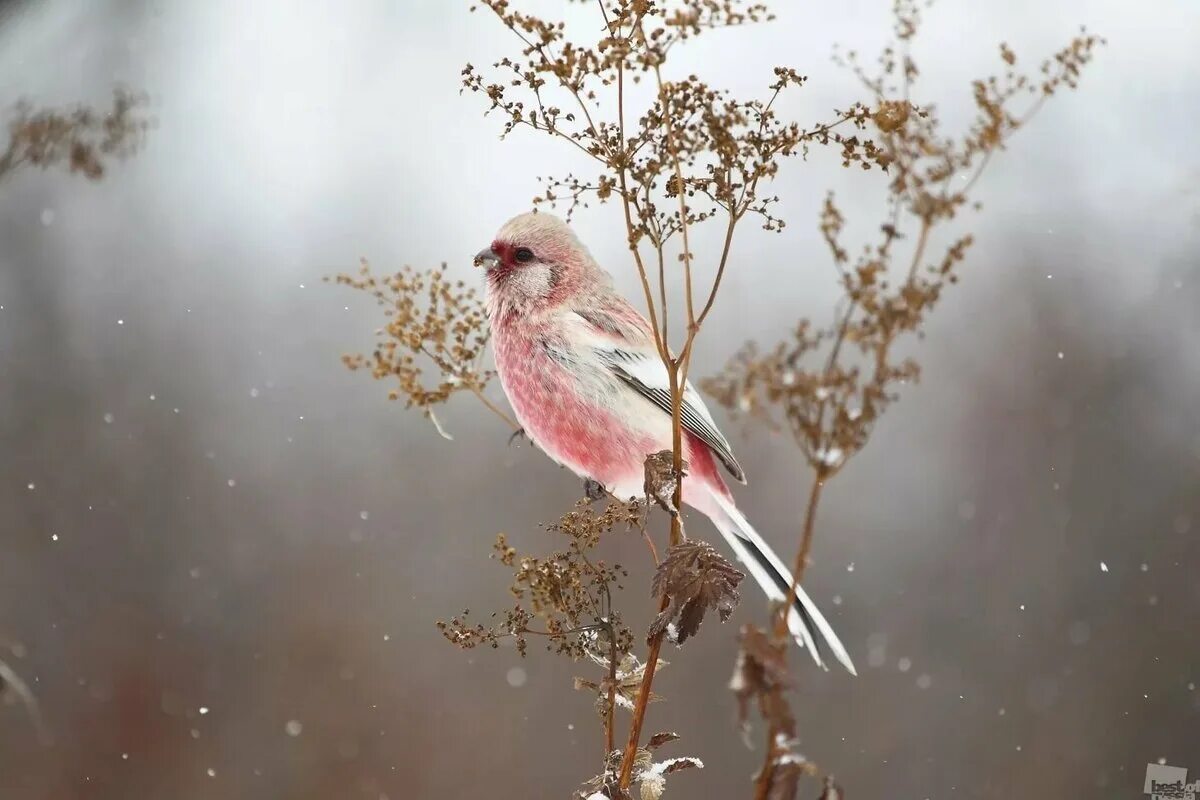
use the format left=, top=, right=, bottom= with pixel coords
left=1, top=0, right=1197, bottom=797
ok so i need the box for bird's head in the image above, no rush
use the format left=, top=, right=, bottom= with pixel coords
left=475, top=212, right=605, bottom=315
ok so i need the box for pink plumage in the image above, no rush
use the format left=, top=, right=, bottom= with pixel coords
left=476, top=212, right=855, bottom=674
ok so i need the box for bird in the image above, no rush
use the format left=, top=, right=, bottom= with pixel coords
left=474, top=211, right=856, bottom=674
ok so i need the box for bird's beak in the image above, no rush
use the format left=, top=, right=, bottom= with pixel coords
left=473, top=247, right=499, bottom=269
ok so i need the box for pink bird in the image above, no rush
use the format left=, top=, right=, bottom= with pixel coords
left=475, top=212, right=856, bottom=674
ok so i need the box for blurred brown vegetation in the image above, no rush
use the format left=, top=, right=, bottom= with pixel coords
left=0, top=89, right=148, bottom=184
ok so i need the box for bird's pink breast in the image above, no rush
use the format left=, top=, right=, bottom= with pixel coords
left=492, top=316, right=730, bottom=502
left=493, top=321, right=654, bottom=488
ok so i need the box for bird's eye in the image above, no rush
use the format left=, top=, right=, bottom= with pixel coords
left=514, top=247, right=534, bottom=263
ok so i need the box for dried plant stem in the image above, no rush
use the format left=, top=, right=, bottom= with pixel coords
left=616, top=188, right=669, bottom=361
left=751, top=472, right=824, bottom=798
left=617, top=596, right=670, bottom=789
left=904, top=218, right=933, bottom=283
left=606, top=626, right=618, bottom=756
left=0, top=140, right=17, bottom=182
left=753, top=201, right=934, bottom=795
left=784, top=472, right=825, bottom=616
left=753, top=758, right=772, bottom=800
left=666, top=365, right=686, bottom=546
left=617, top=33, right=701, bottom=789
left=468, top=385, right=520, bottom=431
left=651, top=95, right=696, bottom=328
left=618, top=369, right=683, bottom=791
left=753, top=742, right=776, bottom=800
left=640, top=19, right=700, bottom=513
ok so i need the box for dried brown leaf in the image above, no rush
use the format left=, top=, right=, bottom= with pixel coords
left=575, top=653, right=667, bottom=714
left=648, top=541, right=744, bottom=645
left=646, top=732, right=680, bottom=750
left=643, top=450, right=687, bottom=516
left=730, top=624, right=793, bottom=739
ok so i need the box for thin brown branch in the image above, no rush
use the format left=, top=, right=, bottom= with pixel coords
left=614, top=48, right=670, bottom=366
left=468, top=385, right=520, bottom=431
left=904, top=218, right=933, bottom=283
left=776, top=471, right=825, bottom=640
left=606, top=621, right=618, bottom=756
left=616, top=603, right=669, bottom=788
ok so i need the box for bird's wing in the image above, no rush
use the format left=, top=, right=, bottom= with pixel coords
left=568, top=304, right=746, bottom=483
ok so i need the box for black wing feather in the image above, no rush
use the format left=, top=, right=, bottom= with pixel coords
left=607, top=361, right=746, bottom=483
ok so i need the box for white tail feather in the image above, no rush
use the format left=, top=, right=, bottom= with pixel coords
left=704, top=489, right=857, bottom=675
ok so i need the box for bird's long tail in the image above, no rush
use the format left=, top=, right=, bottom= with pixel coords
left=704, top=489, right=857, bottom=675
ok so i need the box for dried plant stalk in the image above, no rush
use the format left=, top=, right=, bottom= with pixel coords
left=336, top=1, right=1101, bottom=796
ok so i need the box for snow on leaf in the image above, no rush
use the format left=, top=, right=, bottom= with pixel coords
left=648, top=541, right=744, bottom=645
left=628, top=737, right=703, bottom=800
left=575, top=653, right=668, bottom=716
left=640, top=773, right=665, bottom=800
left=646, top=757, right=704, bottom=777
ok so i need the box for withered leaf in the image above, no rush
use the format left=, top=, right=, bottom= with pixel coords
left=649, top=541, right=744, bottom=645
left=730, top=624, right=794, bottom=741
left=632, top=746, right=704, bottom=800
left=575, top=653, right=667, bottom=714
left=643, top=450, right=687, bottom=516
left=657, top=757, right=703, bottom=775
left=646, top=732, right=680, bottom=750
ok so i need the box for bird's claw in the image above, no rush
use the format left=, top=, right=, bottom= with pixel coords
left=583, top=478, right=606, bottom=501
left=508, top=428, right=527, bottom=447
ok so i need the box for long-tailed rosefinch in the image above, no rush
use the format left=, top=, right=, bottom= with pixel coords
left=475, top=212, right=855, bottom=674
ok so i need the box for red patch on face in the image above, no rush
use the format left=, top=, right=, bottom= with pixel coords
left=487, top=240, right=517, bottom=284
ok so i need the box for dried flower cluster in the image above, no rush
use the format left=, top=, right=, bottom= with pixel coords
left=0, top=89, right=149, bottom=184
left=695, top=7, right=1100, bottom=796
left=331, top=261, right=504, bottom=437
left=438, top=493, right=652, bottom=753
left=704, top=18, right=1103, bottom=482
left=336, top=1, right=1100, bottom=796
left=437, top=496, right=644, bottom=659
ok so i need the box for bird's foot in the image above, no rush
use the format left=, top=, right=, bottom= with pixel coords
left=583, top=478, right=607, bottom=502
left=508, top=427, right=527, bottom=447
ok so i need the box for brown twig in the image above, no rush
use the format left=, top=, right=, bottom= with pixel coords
left=468, top=385, right=521, bottom=431
left=616, top=598, right=669, bottom=788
